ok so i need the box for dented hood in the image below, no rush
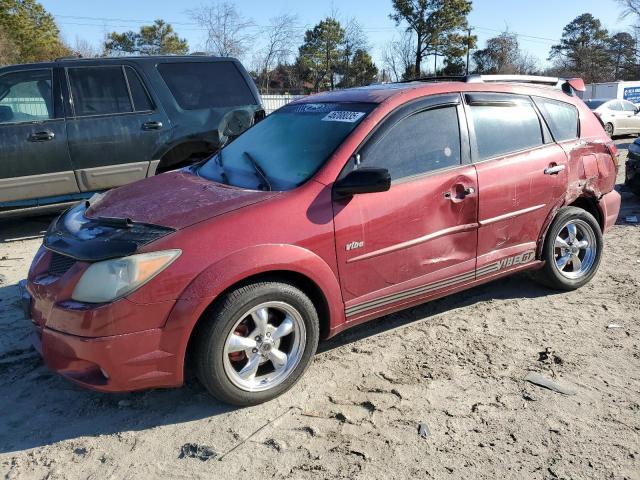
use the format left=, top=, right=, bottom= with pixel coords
left=86, top=171, right=279, bottom=230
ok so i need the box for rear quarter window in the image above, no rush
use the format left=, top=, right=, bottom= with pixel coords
left=533, top=97, right=579, bottom=142
left=158, top=62, right=256, bottom=110
left=467, top=96, right=543, bottom=160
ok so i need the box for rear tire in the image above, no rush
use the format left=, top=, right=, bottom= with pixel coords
left=605, top=122, right=614, bottom=136
left=534, top=207, right=603, bottom=291
left=194, top=281, right=319, bottom=406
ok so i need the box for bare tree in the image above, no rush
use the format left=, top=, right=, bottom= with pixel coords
left=341, top=18, right=370, bottom=86
left=73, top=36, right=99, bottom=58
left=618, top=0, right=640, bottom=18
left=188, top=2, right=254, bottom=58
left=254, top=13, right=298, bottom=93
left=382, top=31, right=415, bottom=81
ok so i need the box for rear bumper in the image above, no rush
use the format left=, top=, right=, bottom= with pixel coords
left=32, top=324, right=181, bottom=392
left=600, top=189, right=621, bottom=233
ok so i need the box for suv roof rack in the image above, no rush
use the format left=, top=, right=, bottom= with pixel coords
left=403, top=74, right=585, bottom=93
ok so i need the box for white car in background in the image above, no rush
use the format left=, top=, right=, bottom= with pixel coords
left=584, top=98, right=640, bottom=136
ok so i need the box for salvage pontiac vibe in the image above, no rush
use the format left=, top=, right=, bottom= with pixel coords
left=23, top=75, right=621, bottom=406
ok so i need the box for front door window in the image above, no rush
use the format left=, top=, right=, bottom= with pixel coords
left=0, top=69, right=53, bottom=124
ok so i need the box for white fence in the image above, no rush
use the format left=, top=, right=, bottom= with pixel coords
left=261, top=94, right=307, bottom=114
left=0, top=98, right=49, bottom=117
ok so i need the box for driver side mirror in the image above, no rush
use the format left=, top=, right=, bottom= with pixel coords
left=333, top=167, right=391, bottom=199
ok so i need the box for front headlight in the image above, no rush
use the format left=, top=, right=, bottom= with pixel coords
left=71, top=249, right=181, bottom=303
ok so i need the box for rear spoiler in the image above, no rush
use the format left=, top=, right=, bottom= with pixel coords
left=467, top=75, right=585, bottom=94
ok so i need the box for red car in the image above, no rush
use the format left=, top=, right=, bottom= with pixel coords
left=23, top=75, right=621, bottom=406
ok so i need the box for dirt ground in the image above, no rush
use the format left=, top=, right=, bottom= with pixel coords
left=0, top=140, right=639, bottom=480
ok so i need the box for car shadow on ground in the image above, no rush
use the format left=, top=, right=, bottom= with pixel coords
left=0, top=214, right=55, bottom=244
left=0, top=269, right=557, bottom=455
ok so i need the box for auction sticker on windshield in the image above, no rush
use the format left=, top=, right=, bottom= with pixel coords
left=322, top=111, right=366, bottom=122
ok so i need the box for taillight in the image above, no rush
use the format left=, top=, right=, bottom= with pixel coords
left=605, top=141, right=619, bottom=169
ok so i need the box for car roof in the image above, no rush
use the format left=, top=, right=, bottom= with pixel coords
left=291, top=80, right=580, bottom=107
left=0, top=55, right=239, bottom=70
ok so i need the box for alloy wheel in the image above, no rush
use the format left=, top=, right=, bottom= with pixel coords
left=222, top=301, right=306, bottom=392
left=553, top=219, right=597, bottom=279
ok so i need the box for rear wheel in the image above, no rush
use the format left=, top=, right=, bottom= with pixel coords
left=534, top=207, right=603, bottom=291
left=605, top=122, right=614, bottom=136
left=194, top=281, right=319, bottom=406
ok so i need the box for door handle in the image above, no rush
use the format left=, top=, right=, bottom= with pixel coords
left=544, top=165, right=566, bottom=175
left=28, top=131, right=55, bottom=142
left=444, top=185, right=475, bottom=200
left=142, top=121, right=163, bottom=131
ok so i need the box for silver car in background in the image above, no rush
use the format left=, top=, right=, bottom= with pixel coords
left=584, top=98, right=640, bottom=136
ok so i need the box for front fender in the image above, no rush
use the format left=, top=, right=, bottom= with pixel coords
left=159, top=244, right=345, bottom=383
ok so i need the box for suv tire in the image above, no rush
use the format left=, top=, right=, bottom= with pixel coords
left=194, top=281, right=319, bottom=406
left=534, top=207, right=603, bottom=291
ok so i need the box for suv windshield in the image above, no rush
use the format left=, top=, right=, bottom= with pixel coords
left=197, top=102, right=375, bottom=191
left=584, top=99, right=606, bottom=110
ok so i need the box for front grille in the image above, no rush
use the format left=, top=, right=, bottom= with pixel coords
left=48, top=252, right=76, bottom=276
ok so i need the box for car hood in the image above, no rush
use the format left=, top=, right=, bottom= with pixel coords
left=86, top=170, right=279, bottom=230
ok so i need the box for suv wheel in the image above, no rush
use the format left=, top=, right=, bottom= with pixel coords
left=194, top=281, right=319, bottom=406
left=534, top=207, right=603, bottom=291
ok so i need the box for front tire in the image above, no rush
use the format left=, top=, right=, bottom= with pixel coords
left=534, top=207, right=603, bottom=291
left=194, top=281, right=319, bottom=406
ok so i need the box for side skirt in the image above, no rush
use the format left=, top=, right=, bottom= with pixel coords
left=334, top=251, right=540, bottom=336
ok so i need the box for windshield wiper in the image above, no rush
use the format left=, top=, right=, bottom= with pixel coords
left=242, top=151, right=272, bottom=191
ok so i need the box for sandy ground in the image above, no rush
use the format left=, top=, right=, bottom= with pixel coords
left=0, top=141, right=639, bottom=480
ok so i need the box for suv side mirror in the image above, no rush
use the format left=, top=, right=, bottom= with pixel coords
left=333, top=167, right=391, bottom=199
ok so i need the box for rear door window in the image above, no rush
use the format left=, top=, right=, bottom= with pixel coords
left=466, top=95, right=543, bottom=160
left=533, top=97, right=579, bottom=142
left=363, top=106, right=461, bottom=180
left=68, top=66, right=132, bottom=116
left=158, top=62, right=256, bottom=109
left=0, top=69, right=53, bottom=123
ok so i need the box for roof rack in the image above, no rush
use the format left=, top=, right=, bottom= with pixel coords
left=55, top=55, right=82, bottom=61
left=403, top=74, right=585, bottom=93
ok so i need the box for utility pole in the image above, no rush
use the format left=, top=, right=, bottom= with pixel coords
left=465, top=28, right=473, bottom=75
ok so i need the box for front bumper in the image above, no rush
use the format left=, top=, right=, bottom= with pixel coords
left=23, top=270, right=184, bottom=392
left=32, top=324, right=181, bottom=392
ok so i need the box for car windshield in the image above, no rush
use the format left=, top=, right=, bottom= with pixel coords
left=196, top=102, right=375, bottom=191
left=584, top=99, right=606, bottom=110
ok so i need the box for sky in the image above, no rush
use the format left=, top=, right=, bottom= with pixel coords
left=41, top=0, right=636, bottom=71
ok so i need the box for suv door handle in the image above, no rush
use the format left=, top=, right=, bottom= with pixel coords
left=28, top=131, right=55, bottom=142
left=544, top=165, right=566, bottom=175
left=142, top=121, right=163, bottom=131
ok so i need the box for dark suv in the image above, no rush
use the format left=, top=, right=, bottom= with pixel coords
left=0, top=56, right=263, bottom=217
